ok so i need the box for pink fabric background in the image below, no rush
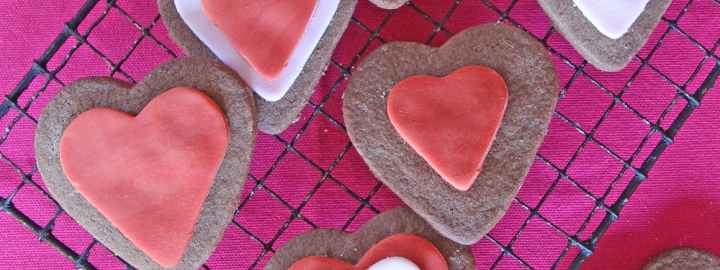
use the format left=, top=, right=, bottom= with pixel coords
left=0, top=1, right=718, bottom=269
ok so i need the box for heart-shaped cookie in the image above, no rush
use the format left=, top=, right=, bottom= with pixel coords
left=343, top=23, right=558, bottom=245
left=265, top=208, right=475, bottom=270
left=290, top=234, right=447, bottom=270
left=158, top=0, right=357, bottom=134
left=539, top=0, right=671, bottom=72
left=59, top=87, right=229, bottom=267
left=35, top=58, right=256, bottom=270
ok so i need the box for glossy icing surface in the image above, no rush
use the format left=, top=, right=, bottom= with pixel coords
left=573, top=0, right=650, bottom=39
left=366, top=257, right=421, bottom=270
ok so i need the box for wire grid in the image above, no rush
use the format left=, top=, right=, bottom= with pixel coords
left=0, top=0, right=718, bottom=269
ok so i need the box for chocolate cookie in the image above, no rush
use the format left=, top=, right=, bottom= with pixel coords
left=265, top=207, right=475, bottom=270
left=539, top=0, right=671, bottom=72
left=158, top=0, right=357, bottom=134
left=35, top=58, right=257, bottom=270
left=645, top=248, right=720, bottom=270
left=343, top=23, right=558, bottom=245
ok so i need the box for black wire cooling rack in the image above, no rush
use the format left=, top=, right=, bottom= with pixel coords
left=1, top=0, right=719, bottom=269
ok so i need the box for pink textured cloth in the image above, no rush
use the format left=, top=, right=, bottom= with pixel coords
left=0, top=1, right=718, bottom=269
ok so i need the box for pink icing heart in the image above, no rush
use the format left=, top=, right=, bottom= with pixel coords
left=201, top=0, right=318, bottom=79
left=59, top=87, right=228, bottom=267
left=387, top=65, right=508, bottom=191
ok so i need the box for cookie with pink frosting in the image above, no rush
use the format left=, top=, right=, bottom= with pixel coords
left=35, top=58, right=256, bottom=270
left=158, top=0, right=357, bottom=134
left=343, top=23, right=558, bottom=245
left=265, top=208, right=475, bottom=270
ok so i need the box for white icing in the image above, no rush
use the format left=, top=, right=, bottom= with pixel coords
left=573, top=0, right=650, bottom=39
left=367, top=257, right=421, bottom=270
left=174, top=0, right=340, bottom=102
